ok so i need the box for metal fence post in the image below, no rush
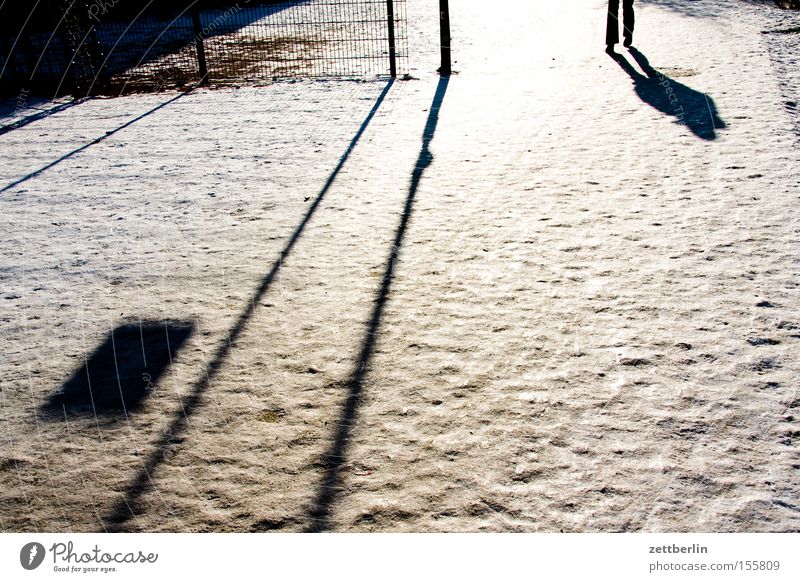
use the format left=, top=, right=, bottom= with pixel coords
left=439, top=0, right=451, bottom=76
left=191, top=9, right=209, bottom=84
left=386, top=0, right=397, bottom=78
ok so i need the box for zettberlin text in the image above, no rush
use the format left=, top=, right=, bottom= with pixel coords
left=649, top=544, right=708, bottom=554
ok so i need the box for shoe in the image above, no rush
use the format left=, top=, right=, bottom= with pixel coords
left=623, top=37, right=633, bottom=48
left=605, top=44, right=616, bottom=54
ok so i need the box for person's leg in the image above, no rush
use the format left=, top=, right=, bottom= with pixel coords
left=622, top=0, right=635, bottom=46
left=606, top=0, right=620, bottom=47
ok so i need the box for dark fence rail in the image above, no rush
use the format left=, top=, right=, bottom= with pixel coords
left=0, top=0, right=408, bottom=96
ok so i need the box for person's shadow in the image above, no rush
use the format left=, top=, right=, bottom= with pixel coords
left=608, top=47, right=726, bottom=141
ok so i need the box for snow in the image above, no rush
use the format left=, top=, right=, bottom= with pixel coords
left=0, top=0, right=798, bottom=532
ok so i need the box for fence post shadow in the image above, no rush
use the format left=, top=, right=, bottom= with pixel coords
left=0, top=97, right=89, bottom=137
left=103, top=79, right=394, bottom=531
left=0, top=91, right=187, bottom=195
left=305, top=75, right=449, bottom=532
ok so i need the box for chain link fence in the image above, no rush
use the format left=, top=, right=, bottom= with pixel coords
left=0, top=0, right=408, bottom=96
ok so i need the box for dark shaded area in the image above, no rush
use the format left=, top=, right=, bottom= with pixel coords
left=102, top=79, right=393, bottom=531
left=0, top=1, right=309, bottom=96
left=86, top=1, right=312, bottom=93
left=0, top=0, right=262, bottom=29
left=43, top=321, right=194, bottom=417
left=306, top=76, right=449, bottom=532
left=608, top=47, right=726, bottom=140
left=0, top=90, right=186, bottom=195
left=1, top=0, right=406, bottom=96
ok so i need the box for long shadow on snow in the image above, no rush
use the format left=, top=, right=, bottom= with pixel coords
left=102, top=78, right=394, bottom=531
left=305, top=76, right=449, bottom=532
left=0, top=91, right=186, bottom=195
left=0, top=97, right=90, bottom=136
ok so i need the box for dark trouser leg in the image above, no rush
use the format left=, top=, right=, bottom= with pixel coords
left=606, top=0, right=620, bottom=46
left=622, top=0, right=635, bottom=44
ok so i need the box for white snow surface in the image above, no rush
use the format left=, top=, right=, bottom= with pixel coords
left=0, top=0, right=799, bottom=532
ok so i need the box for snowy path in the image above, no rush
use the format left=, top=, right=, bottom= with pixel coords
left=1, top=0, right=798, bottom=532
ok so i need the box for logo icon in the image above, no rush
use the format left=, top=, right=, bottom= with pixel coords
left=20, top=542, right=46, bottom=570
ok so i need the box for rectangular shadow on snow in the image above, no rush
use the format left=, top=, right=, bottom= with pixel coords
left=41, top=320, right=194, bottom=419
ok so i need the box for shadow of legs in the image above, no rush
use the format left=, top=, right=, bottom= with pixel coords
left=607, top=48, right=726, bottom=140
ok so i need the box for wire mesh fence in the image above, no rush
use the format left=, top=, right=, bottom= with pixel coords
left=0, top=0, right=409, bottom=96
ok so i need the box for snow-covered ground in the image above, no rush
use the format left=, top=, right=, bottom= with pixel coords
left=0, top=0, right=798, bottom=532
